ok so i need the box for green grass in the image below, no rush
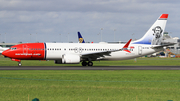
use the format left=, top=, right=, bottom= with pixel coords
left=0, top=70, right=179, bottom=101
left=1, top=55, right=180, bottom=66
left=1, top=56, right=180, bottom=100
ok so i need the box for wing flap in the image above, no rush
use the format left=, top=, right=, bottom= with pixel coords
left=81, top=39, right=132, bottom=60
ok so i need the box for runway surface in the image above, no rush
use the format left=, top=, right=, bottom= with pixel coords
left=0, top=66, right=180, bottom=70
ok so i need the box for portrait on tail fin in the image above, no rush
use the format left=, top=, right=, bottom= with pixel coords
left=132, top=14, right=168, bottom=45
left=151, top=26, right=163, bottom=45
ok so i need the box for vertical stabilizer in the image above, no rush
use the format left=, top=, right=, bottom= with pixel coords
left=132, top=14, right=168, bottom=45
left=78, top=32, right=85, bottom=43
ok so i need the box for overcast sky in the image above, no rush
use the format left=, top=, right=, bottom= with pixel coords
left=0, top=0, right=180, bottom=43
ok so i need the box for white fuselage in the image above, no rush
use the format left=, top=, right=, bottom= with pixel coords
left=45, top=43, right=162, bottom=60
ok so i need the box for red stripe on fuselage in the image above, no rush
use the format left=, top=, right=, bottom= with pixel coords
left=3, top=43, right=45, bottom=60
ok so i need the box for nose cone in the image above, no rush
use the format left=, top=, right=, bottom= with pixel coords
left=2, top=49, right=10, bottom=57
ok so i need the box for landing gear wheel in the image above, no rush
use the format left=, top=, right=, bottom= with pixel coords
left=18, top=62, right=22, bottom=67
left=88, top=61, right=93, bottom=66
left=82, top=61, right=87, bottom=66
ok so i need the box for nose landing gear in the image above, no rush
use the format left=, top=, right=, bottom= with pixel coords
left=18, top=62, right=22, bottom=66
left=11, top=59, right=22, bottom=66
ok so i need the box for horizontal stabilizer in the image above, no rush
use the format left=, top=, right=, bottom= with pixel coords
left=151, top=42, right=176, bottom=49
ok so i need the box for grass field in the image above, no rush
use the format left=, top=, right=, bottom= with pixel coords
left=1, top=55, right=180, bottom=66
left=0, top=70, right=179, bottom=101
left=0, top=56, right=180, bottom=101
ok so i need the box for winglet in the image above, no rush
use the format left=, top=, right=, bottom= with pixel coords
left=123, top=39, right=132, bottom=48
left=122, top=39, right=132, bottom=53
left=124, top=49, right=131, bottom=53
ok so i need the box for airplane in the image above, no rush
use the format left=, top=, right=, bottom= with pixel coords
left=78, top=32, right=85, bottom=43
left=2, top=14, right=171, bottom=66
left=0, top=46, right=9, bottom=54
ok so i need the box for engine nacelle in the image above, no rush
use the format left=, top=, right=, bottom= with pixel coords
left=55, top=54, right=80, bottom=64
left=62, top=54, right=80, bottom=64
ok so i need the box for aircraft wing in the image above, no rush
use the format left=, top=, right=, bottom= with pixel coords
left=80, top=39, right=132, bottom=60
left=81, top=51, right=112, bottom=60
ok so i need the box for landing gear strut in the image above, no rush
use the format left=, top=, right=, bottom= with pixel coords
left=18, top=62, right=22, bottom=66
left=11, top=59, right=21, bottom=67
left=81, top=61, right=93, bottom=66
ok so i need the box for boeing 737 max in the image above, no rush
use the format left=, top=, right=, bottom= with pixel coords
left=2, top=14, right=171, bottom=66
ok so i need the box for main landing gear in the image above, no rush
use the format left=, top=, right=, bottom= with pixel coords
left=81, top=61, right=93, bottom=66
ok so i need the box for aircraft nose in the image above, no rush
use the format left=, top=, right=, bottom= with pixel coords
left=2, top=50, right=9, bottom=57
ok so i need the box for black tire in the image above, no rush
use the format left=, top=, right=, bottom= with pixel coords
left=82, top=61, right=87, bottom=66
left=18, top=63, right=22, bottom=67
left=88, top=61, right=93, bottom=66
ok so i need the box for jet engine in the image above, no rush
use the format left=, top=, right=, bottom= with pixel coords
left=55, top=54, right=80, bottom=64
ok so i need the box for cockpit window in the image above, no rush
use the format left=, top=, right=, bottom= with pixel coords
left=10, top=47, right=17, bottom=50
